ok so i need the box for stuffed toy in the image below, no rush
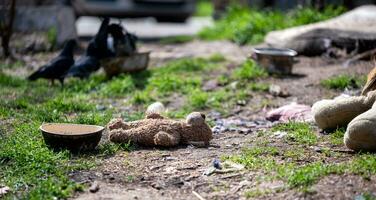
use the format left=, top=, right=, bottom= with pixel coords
left=107, top=103, right=213, bottom=147
left=312, top=90, right=376, bottom=151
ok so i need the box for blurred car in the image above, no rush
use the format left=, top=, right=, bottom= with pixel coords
left=68, top=0, right=196, bottom=22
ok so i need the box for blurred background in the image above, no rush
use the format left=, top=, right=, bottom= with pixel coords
left=1, top=0, right=376, bottom=56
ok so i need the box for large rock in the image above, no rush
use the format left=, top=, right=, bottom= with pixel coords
left=12, top=5, right=77, bottom=46
left=265, top=5, right=376, bottom=56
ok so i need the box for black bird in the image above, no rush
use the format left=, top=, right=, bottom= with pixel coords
left=87, top=17, right=114, bottom=59
left=64, top=56, right=100, bottom=79
left=65, top=17, right=113, bottom=79
left=108, top=23, right=138, bottom=56
left=28, top=39, right=76, bottom=86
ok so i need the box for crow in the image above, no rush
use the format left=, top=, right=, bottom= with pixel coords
left=87, top=17, right=114, bottom=59
left=28, top=39, right=76, bottom=86
left=64, top=56, right=100, bottom=79
left=108, top=23, right=138, bottom=56
left=65, top=17, right=113, bottom=79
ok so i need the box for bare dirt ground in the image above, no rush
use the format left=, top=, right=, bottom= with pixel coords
left=63, top=40, right=376, bottom=200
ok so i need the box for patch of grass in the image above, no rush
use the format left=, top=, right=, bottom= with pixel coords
left=0, top=73, right=27, bottom=87
left=330, top=128, right=345, bottom=146
left=47, top=27, right=57, bottom=48
left=0, top=60, right=23, bottom=69
left=249, top=82, right=269, bottom=92
left=0, top=123, right=85, bottom=199
left=148, top=75, right=201, bottom=95
left=232, top=60, right=267, bottom=81
left=160, top=35, right=195, bottom=44
left=321, top=74, right=366, bottom=90
left=207, top=53, right=226, bottom=63
left=284, top=162, right=344, bottom=188
left=99, top=75, right=135, bottom=97
left=188, top=89, right=209, bottom=109
left=0, top=54, right=257, bottom=198
left=245, top=189, right=271, bottom=198
left=44, top=95, right=94, bottom=113
left=355, top=193, right=376, bottom=200
left=198, top=6, right=345, bottom=44
left=272, top=122, right=317, bottom=145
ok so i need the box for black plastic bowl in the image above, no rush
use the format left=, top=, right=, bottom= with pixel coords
left=40, top=123, right=104, bottom=152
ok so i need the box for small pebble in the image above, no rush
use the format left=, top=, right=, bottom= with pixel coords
left=89, top=181, right=99, bottom=193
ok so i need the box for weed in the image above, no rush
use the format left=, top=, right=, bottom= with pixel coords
left=272, top=122, right=317, bottom=145
left=207, top=53, right=226, bottom=63
left=188, top=89, right=209, bottom=109
left=198, top=6, right=346, bottom=44
left=100, top=75, right=135, bottom=97
left=249, top=82, right=269, bottom=92
left=232, top=60, right=267, bottom=80
left=329, top=128, right=346, bottom=146
left=321, top=74, right=366, bottom=90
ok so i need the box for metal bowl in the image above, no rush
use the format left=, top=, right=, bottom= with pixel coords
left=40, top=123, right=104, bottom=152
left=252, top=47, right=297, bottom=74
left=102, top=52, right=150, bottom=77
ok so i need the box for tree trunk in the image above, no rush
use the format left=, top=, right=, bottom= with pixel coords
left=0, top=0, right=16, bottom=58
left=2, top=34, right=11, bottom=57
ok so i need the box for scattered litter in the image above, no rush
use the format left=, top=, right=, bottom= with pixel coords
left=269, top=84, right=290, bottom=97
left=213, top=158, right=222, bottom=169
left=272, top=131, right=288, bottom=139
left=0, top=186, right=10, bottom=197
left=164, top=156, right=177, bottom=161
left=211, top=117, right=271, bottom=134
left=204, top=160, right=245, bottom=176
left=89, top=181, right=99, bottom=193
left=266, top=102, right=313, bottom=122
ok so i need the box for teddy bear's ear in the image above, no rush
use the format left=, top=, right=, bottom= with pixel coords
left=201, top=113, right=206, bottom=119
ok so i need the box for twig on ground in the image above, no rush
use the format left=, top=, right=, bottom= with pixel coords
left=192, top=191, right=206, bottom=200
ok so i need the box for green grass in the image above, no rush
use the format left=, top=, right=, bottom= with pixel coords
left=330, top=128, right=346, bottom=146
left=228, top=144, right=376, bottom=193
left=321, top=74, right=366, bottom=90
left=159, top=35, right=195, bottom=44
left=199, top=6, right=346, bottom=44
left=47, top=27, right=57, bottom=48
left=232, top=60, right=267, bottom=80
left=0, top=54, right=248, bottom=198
left=224, top=121, right=376, bottom=195
left=272, top=122, right=317, bottom=145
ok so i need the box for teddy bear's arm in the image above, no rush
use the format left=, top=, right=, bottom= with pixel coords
left=109, top=129, right=133, bottom=143
left=154, top=131, right=180, bottom=147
